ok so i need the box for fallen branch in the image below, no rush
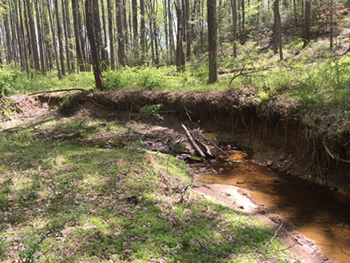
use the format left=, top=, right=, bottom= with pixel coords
left=196, top=238, right=217, bottom=254
left=181, top=124, right=206, bottom=158
left=28, top=88, right=92, bottom=96
left=322, top=141, right=350, bottom=164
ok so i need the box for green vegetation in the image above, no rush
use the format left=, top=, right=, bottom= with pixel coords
left=0, top=115, right=294, bottom=262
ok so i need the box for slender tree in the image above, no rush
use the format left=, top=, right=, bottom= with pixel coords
left=26, top=0, right=41, bottom=71
left=116, top=0, right=126, bottom=67
left=107, top=0, right=115, bottom=69
left=175, top=0, right=185, bottom=72
left=273, top=0, right=283, bottom=60
left=72, top=0, right=86, bottom=71
left=86, top=0, right=104, bottom=90
left=54, top=0, right=66, bottom=76
left=303, top=0, right=311, bottom=47
left=47, top=0, right=61, bottom=78
left=208, top=0, right=218, bottom=83
left=230, top=0, right=237, bottom=57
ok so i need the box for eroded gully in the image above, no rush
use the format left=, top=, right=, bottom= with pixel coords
left=195, top=150, right=350, bottom=263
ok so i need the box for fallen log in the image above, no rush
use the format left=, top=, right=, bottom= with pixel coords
left=181, top=124, right=206, bottom=158
left=28, top=88, right=92, bottom=96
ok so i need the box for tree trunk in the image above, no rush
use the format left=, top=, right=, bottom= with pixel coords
left=65, top=0, right=75, bottom=71
left=19, top=0, right=29, bottom=75
left=163, top=0, right=169, bottom=63
left=61, top=0, right=71, bottom=72
left=101, top=0, right=109, bottom=68
left=230, top=0, right=237, bottom=57
left=185, top=0, right=191, bottom=59
left=107, top=0, right=115, bottom=69
left=86, top=0, right=104, bottom=90
left=273, top=0, right=283, bottom=60
left=26, top=0, right=40, bottom=71
left=34, top=0, right=45, bottom=74
left=208, top=0, right=218, bottom=83
left=240, top=0, right=245, bottom=44
left=116, top=0, right=126, bottom=67
left=123, top=0, right=128, bottom=50
left=175, top=0, right=185, bottom=72
left=14, top=0, right=26, bottom=71
left=72, top=0, right=86, bottom=71
left=303, top=0, right=311, bottom=47
left=140, top=0, right=146, bottom=62
left=132, top=0, right=138, bottom=58
left=47, top=0, right=61, bottom=79
left=293, top=0, right=298, bottom=27
left=54, top=0, right=66, bottom=76
left=168, top=0, right=175, bottom=64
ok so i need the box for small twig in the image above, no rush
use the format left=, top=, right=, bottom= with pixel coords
left=258, top=222, right=284, bottom=252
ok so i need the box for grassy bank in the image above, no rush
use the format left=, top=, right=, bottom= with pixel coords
left=0, top=114, right=294, bottom=262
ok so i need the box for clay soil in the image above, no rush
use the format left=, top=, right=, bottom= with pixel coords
left=1, top=90, right=346, bottom=263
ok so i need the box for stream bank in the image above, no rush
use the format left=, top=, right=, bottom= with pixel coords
left=28, top=89, right=350, bottom=198
left=2, top=90, right=350, bottom=262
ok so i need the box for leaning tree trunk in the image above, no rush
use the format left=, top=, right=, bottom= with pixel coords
left=208, top=0, right=218, bottom=83
left=86, top=0, right=104, bottom=90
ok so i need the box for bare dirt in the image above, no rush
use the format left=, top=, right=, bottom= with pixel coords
left=1, top=90, right=348, bottom=263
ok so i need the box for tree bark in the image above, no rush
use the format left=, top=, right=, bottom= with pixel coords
left=26, top=0, right=40, bottom=71
left=185, top=0, right=191, bottom=59
left=168, top=0, right=175, bottom=64
left=140, top=0, right=146, bottom=62
left=72, top=0, right=86, bottom=71
left=107, top=0, right=115, bottom=69
left=208, top=0, right=218, bottom=83
left=132, top=0, right=138, bottom=58
left=175, top=0, right=185, bottom=72
left=86, top=0, right=104, bottom=90
left=230, top=0, right=237, bottom=57
left=116, top=0, right=126, bottom=67
left=54, top=0, right=66, bottom=76
left=47, top=0, right=61, bottom=79
left=61, top=0, right=71, bottom=72
left=303, top=0, right=311, bottom=47
left=34, top=0, right=45, bottom=74
left=273, top=0, right=283, bottom=60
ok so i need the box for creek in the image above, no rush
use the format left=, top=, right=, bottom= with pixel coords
left=196, top=150, right=350, bottom=263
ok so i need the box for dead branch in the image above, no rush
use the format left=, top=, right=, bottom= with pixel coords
left=196, top=238, right=218, bottom=254
left=28, top=88, right=92, bottom=96
left=181, top=124, right=206, bottom=158
left=322, top=141, right=350, bottom=164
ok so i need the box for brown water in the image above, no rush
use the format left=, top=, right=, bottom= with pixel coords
left=198, top=150, right=350, bottom=263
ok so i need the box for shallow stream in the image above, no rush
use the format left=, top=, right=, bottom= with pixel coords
left=197, top=150, right=350, bottom=263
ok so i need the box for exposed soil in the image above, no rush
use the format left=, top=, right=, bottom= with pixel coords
left=1, top=90, right=349, bottom=262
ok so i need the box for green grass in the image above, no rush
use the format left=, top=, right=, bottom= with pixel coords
left=0, top=115, right=294, bottom=262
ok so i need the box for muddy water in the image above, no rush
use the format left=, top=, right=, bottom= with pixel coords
left=197, top=150, right=350, bottom=263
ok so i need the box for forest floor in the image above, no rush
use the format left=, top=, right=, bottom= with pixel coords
left=0, top=91, right=333, bottom=262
